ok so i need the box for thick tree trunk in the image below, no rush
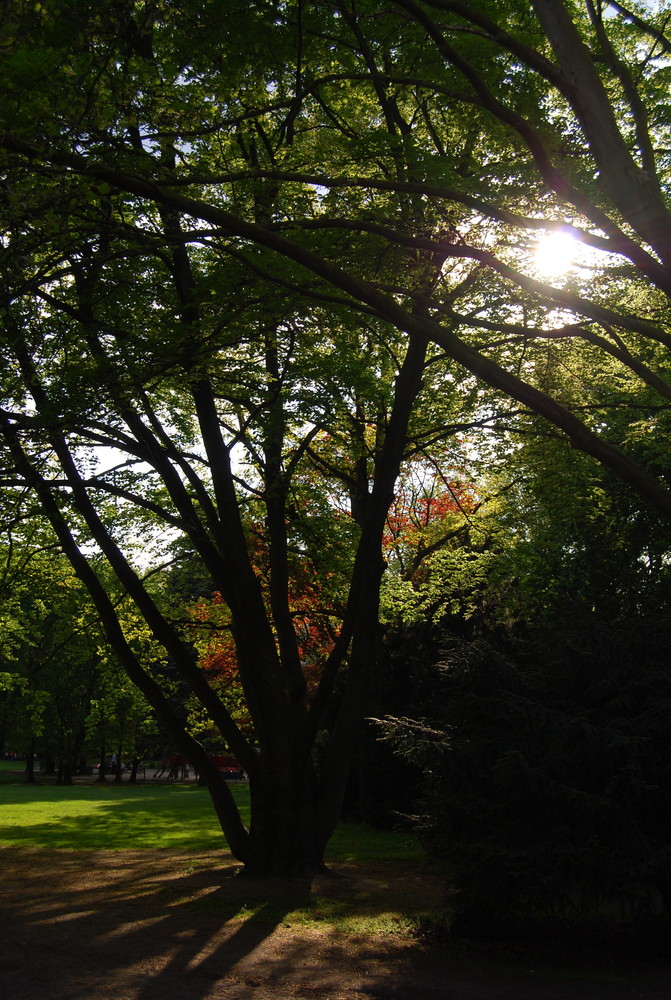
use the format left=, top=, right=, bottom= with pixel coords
left=244, top=770, right=325, bottom=876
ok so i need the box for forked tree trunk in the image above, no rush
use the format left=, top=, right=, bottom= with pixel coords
left=244, top=785, right=325, bottom=876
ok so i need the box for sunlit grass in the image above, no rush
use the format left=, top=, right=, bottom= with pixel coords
left=0, top=778, right=437, bottom=934
left=0, top=782, right=244, bottom=850
left=0, top=779, right=422, bottom=863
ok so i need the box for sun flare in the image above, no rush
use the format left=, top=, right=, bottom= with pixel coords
left=533, top=229, right=577, bottom=279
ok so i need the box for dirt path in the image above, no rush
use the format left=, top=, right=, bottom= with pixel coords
left=1, top=848, right=669, bottom=999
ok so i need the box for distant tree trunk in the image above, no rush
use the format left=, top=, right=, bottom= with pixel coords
left=97, top=738, right=107, bottom=782
left=24, top=740, right=36, bottom=784
left=57, top=759, right=73, bottom=785
left=114, top=742, right=123, bottom=782
left=71, top=727, right=86, bottom=776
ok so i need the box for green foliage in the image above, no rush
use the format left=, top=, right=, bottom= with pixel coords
left=381, top=544, right=498, bottom=627
left=0, top=535, right=157, bottom=775
left=382, top=615, right=671, bottom=933
left=377, top=423, right=671, bottom=934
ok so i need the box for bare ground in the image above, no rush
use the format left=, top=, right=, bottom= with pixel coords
left=1, top=847, right=669, bottom=999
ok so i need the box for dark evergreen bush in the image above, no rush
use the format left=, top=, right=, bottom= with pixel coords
left=380, top=612, right=671, bottom=935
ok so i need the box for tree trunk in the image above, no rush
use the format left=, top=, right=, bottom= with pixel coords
left=244, top=769, right=325, bottom=876
left=97, top=739, right=107, bottom=782
left=114, top=742, right=123, bottom=782
left=57, top=759, right=73, bottom=785
left=24, top=740, right=35, bottom=784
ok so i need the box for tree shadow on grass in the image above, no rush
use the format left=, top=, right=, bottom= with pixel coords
left=3, top=844, right=670, bottom=1000
left=0, top=841, right=479, bottom=1000
left=0, top=846, right=321, bottom=1000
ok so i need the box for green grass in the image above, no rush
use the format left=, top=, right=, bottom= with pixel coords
left=0, top=778, right=433, bottom=935
left=0, top=759, right=25, bottom=773
left=0, top=778, right=422, bottom=862
left=0, top=781, right=246, bottom=850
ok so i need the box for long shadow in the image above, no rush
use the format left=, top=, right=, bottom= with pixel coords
left=1, top=841, right=469, bottom=1000
left=4, top=844, right=669, bottom=999
left=1, top=846, right=316, bottom=1000
left=133, top=877, right=314, bottom=1000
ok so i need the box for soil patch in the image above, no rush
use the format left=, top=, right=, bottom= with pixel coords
left=1, top=847, right=669, bottom=999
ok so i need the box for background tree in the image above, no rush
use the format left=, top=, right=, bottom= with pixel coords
left=0, top=532, right=112, bottom=782
left=378, top=425, right=671, bottom=933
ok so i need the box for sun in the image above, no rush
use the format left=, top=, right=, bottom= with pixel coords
left=533, top=229, right=577, bottom=280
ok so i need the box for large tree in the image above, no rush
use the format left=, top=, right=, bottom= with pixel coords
left=2, top=0, right=671, bottom=873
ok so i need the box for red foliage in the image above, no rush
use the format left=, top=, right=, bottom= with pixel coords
left=383, top=479, right=476, bottom=550
left=189, top=591, right=239, bottom=683
left=188, top=469, right=476, bottom=702
left=188, top=554, right=336, bottom=702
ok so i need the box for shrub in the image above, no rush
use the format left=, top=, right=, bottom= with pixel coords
left=380, top=613, right=671, bottom=935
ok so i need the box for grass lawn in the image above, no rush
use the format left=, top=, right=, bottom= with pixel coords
left=0, top=772, right=436, bottom=936
left=0, top=773, right=422, bottom=861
